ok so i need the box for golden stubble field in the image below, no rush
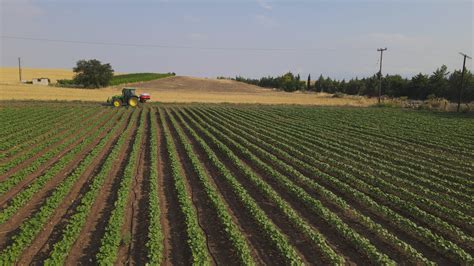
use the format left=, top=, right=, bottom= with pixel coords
left=0, top=68, right=376, bottom=106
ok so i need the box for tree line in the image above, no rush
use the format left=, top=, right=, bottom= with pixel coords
left=220, top=65, right=474, bottom=102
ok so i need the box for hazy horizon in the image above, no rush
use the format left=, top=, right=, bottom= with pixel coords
left=1, top=0, right=473, bottom=79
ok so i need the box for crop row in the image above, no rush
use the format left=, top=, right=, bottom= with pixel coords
left=171, top=109, right=345, bottom=265
left=0, top=110, right=115, bottom=196
left=248, top=107, right=473, bottom=187
left=45, top=110, right=137, bottom=264
left=0, top=110, right=126, bottom=225
left=229, top=108, right=473, bottom=201
left=166, top=109, right=257, bottom=265
left=169, top=108, right=305, bottom=264
left=231, top=107, right=472, bottom=209
left=146, top=110, right=164, bottom=265
left=96, top=109, right=146, bottom=264
left=233, top=107, right=474, bottom=209
left=275, top=107, right=473, bottom=157
left=0, top=107, right=50, bottom=130
left=269, top=107, right=474, bottom=171
left=0, top=107, right=72, bottom=142
left=185, top=107, right=473, bottom=264
left=181, top=108, right=398, bottom=264
left=209, top=108, right=473, bottom=227
left=0, top=108, right=129, bottom=264
left=1, top=108, right=98, bottom=160
left=158, top=108, right=211, bottom=264
left=0, top=108, right=107, bottom=176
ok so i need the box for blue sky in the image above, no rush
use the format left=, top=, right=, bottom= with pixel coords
left=1, top=0, right=472, bottom=79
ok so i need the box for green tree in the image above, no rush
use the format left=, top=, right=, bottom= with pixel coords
left=73, top=59, right=114, bottom=88
left=316, top=74, right=325, bottom=92
left=428, top=65, right=450, bottom=98
left=384, top=75, right=408, bottom=97
left=408, top=73, right=429, bottom=99
left=448, top=69, right=474, bottom=102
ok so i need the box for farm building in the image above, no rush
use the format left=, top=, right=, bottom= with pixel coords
left=32, top=78, right=50, bottom=86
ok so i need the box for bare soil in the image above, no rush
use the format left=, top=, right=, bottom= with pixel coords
left=0, top=109, right=106, bottom=182
left=117, top=109, right=150, bottom=265
left=133, top=76, right=270, bottom=94
left=175, top=108, right=288, bottom=265
left=0, top=111, right=120, bottom=251
left=155, top=110, right=192, bottom=265
left=165, top=110, right=238, bottom=265
left=64, top=111, right=138, bottom=264
left=17, top=111, right=131, bottom=264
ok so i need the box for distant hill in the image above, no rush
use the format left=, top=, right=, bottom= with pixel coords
left=132, top=76, right=271, bottom=93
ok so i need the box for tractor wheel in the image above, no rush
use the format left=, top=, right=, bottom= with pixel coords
left=113, top=99, right=122, bottom=107
left=128, top=97, right=139, bottom=107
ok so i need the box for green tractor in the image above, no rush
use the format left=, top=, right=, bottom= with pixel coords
left=108, top=88, right=150, bottom=107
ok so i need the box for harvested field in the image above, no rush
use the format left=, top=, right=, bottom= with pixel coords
left=0, top=67, right=74, bottom=84
left=0, top=68, right=375, bottom=106
left=0, top=102, right=472, bottom=265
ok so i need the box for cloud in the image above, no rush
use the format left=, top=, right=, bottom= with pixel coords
left=256, top=0, right=272, bottom=10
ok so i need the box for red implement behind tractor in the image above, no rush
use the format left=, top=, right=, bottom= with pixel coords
left=139, top=93, right=150, bottom=103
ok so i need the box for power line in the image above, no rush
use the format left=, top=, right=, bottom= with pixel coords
left=1, top=35, right=371, bottom=52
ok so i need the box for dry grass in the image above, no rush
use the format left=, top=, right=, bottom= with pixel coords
left=0, top=67, right=74, bottom=84
left=0, top=67, right=376, bottom=106
left=0, top=83, right=375, bottom=106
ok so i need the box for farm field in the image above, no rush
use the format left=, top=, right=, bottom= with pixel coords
left=0, top=102, right=473, bottom=265
left=0, top=68, right=375, bottom=106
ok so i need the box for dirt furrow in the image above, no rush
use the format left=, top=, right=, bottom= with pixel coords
left=155, top=109, right=192, bottom=265
left=166, top=110, right=240, bottom=265
left=117, top=109, right=150, bottom=265
left=14, top=112, right=131, bottom=264
left=64, top=113, right=138, bottom=264
left=278, top=154, right=456, bottom=265
left=0, top=111, right=122, bottom=251
left=0, top=110, right=114, bottom=208
left=0, top=109, right=106, bottom=181
left=0, top=109, right=94, bottom=165
left=176, top=109, right=289, bottom=265
left=187, top=108, right=454, bottom=265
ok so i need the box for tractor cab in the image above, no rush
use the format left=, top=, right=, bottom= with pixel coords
left=123, top=88, right=136, bottom=98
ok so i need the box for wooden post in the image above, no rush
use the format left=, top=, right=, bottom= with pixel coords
left=377, top=48, right=387, bottom=104
left=18, top=57, right=22, bottom=82
left=457, top=52, right=472, bottom=112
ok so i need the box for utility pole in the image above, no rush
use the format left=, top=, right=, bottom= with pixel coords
left=457, top=52, right=472, bottom=112
left=18, top=57, right=22, bottom=82
left=377, top=48, right=387, bottom=104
